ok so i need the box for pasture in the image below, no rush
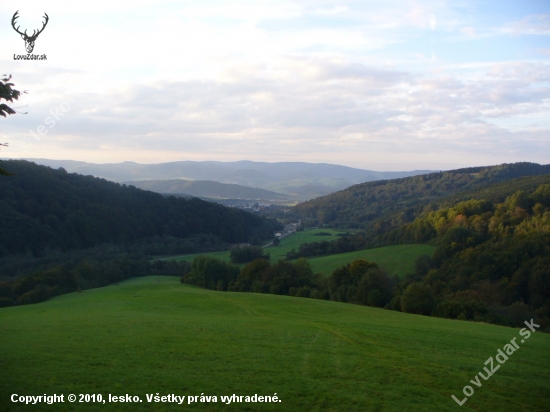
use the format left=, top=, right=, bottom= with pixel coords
left=160, top=229, right=433, bottom=277
left=160, top=228, right=350, bottom=263
left=307, top=244, right=435, bottom=277
left=1, top=276, right=548, bottom=411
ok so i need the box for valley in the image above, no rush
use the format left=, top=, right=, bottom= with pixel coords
left=2, top=8, right=549, bottom=409
left=1, top=159, right=549, bottom=412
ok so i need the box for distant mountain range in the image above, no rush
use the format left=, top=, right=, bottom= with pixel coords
left=20, top=159, right=434, bottom=200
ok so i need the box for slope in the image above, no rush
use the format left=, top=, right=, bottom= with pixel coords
left=291, top=162, right=550, bottom=229
left=0, top=160, right=278, bottom=256
left=0, top=276, right=548, bottom=412
left=307, top=244, right=435, bottom=277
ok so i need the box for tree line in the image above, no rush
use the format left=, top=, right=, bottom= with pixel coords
left=0, top=251, right=191, bottom=307
left=229, top=245, right=268, bottom=263
left=182, top=255, right=394, bottom=303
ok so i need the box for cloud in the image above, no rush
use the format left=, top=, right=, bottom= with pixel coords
left=429, top=14, right=436, bottom=30
left=1, top=0, right=549, bottom=169
left=459, top=26, right=476, bottom=37
left=3, top=55, right=549, bottom=169
left=505, top=14, right=550, bottom=35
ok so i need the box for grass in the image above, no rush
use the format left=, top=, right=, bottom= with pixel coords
left=1, top=276, right=549, bottom=411
left=307, top=244, right=435, bottom=277
left=267, top=228, right=355, bottom=261
left=160, top=229, right=351, bottom=264
left=161, top=229, right=433, bottom=278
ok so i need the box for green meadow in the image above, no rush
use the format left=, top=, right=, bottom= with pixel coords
left=307, top=244, right=435, bottom=277
left=161, top=229, right=351, bottom=264
left=267, top=228, right=354, bottom=261
left=160, top=229, right=433, bottom=277
left=1, top=276, right=548, bottom=411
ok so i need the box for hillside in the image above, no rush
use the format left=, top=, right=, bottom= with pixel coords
left=0, top=160, right=279, bottom=256
left=291, top=162, right=550, bottom=229
left=125, top=179, right=288, bottom=200
left=1, top=276, right=548, bottom=412
left=269, top=173, right=550, bottom=329
left=163, top=241, right=434, bottom=278
left=22, top=158, right=433, bottom=200
left=307, top=244, right=435, bottom=277
left=378, top=182, right=550, bottom=327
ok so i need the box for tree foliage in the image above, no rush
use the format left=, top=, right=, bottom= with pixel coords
left=0, top=251, right=191, bottom=307
left=0, top=160, right=280, bottom=256
left=400, top=283, right=435, bottom=315
left=290, top=163, right=550, bottom=231
left=387, top=182, right=550, bottom=328
left=0, top=74, right=22, bottom=118
left=182, top=256, right=394, bottom=307
left=0, top=74, right=25, bottom=176
left=230, top=245, right=267, bottom=264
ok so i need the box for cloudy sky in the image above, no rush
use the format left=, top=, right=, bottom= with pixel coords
left=0, top=0, right=549, bottom=170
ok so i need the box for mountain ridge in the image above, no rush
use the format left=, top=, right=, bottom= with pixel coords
left=17, top=158, right=434, bottom=200
left=289, top=162, right=550, bottom=229
left=126, top=179, right=288, bottom=200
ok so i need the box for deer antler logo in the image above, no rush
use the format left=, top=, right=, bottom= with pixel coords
left=12, top=11, right=49, bottom=54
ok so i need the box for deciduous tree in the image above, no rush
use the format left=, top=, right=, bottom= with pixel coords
left=1, top=74, right=25, bottom=175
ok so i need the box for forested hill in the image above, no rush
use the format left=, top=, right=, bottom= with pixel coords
left=125, top=179, right=288, bottom=200
left=291, top=162, right=550, bottom=229
left=0, top=160, right=278, bottom=256
left=281, top=177, right=550, bottom=329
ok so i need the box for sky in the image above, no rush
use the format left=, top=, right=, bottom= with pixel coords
left=0, top=0, right=549, bottom=171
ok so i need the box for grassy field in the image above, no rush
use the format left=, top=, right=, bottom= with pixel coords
left=161, top=229, right=433, bottom=278
left=161, top=229, right=352, bottom=264
left=1, top=276, right=549, bottom=411
left=307, top=244, right=435, bottom=277
left=268, top=229, right=354, bottom=260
